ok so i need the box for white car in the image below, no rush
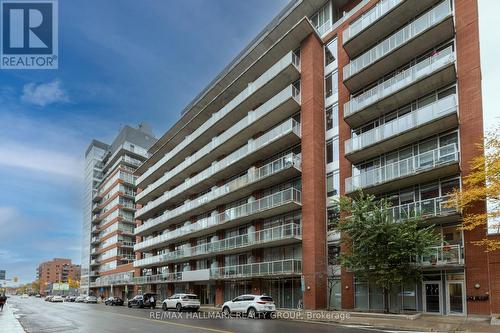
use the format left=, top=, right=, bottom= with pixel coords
left=51, top=295, right=64, bottom=302
left=162, top=293, right=200, bottom=312
left=84, top=296, right=98, bottom=303
left=222, top=294, right=276, bottom=318
left=21, top=294, right=29, bottom=298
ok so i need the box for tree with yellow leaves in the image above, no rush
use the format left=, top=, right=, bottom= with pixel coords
left=450, top=125, right=500, bottom=251
left=68, top=277, right=80, bottom=289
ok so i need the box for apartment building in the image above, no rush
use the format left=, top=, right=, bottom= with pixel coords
left=37, top=258, right=80, bottom=295
left=132, top=0, right=499, bottom=315
left=81, top=124, right=156, bottom=298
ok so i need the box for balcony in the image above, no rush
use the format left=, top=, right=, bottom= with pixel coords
left=91, top=237, right=100, bottom=245
left=135, top=188, right=302, bottom=249
left=133, top=259, right=302, bottom=284
left=388, top=195, right=460, bottom=225
left=136, top=152, right=301, bottom=222
left=137, top=52, right=301, bottom=191
left=346, top=144, right=460, bottom=195
left=92, top=203, right=101, bottom=213
left=345, top=94, right=458, bottom=163
left=137, top=118, right=301, bottom=221
left=420, top=244, right=464, bottom=267
left=134, top=223, right=301, bottom=268
left=91, top=226, right=100, bottom=234
left=90, top=259, right=99, bottom=266
left=137, top=85, right=301, bottom=205
left=343, top=0, right=454, bottom=92
left=344, top=46, right=456, bottom=128
left=343, top=0, right=442, bottom=58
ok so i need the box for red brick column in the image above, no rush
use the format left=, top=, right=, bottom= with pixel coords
left=455, top=0, right=490, bottom=315
left=300, top=32, right=327, bottom=310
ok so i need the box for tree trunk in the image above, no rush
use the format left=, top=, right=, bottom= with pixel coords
left=383, top=287, right=389, bottom=314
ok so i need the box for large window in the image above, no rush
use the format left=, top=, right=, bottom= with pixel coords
left=326, top=171, right=339, bottom=197
left=325, top=104, right=338, bottom=131
left=325, top=39, right=337, bottom=67
left=326, top=137, right=339, bottom=165
left=325, top=71, right=338, bottom=98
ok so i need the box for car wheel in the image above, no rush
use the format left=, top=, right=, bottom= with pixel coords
left=222, top=306, right=231, bottom=317
left=139, top=301, right=144, bottom=308
left=162, top=303, right=167, bottom=311
left=176, top=303, right=182, bottom=312
left=128, top=303, right=132, bottom=308
left=247, top=307, right=257, bottom=319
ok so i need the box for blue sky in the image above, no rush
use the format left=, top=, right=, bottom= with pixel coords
left=1, top=0, right=499, bottom=285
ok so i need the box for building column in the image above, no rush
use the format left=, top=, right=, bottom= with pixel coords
left=455, top=0, right=490, bottom=315
left=215, top=282, right=224, bottom=307
left=300, top=32, right=327, bottom=310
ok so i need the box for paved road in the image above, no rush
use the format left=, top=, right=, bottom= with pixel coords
left=8, top=296, right=415, bottom=333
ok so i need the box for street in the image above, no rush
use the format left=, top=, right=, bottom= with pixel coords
left=7, top=296, right=414, bottom=333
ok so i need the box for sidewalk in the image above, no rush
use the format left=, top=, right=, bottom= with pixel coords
left=198, top=306, right=500, bottom=332
left=0, top=303, right=25, bottom=333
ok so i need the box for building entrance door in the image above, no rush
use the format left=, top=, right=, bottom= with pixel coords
left=423, top=281, right=441, bottom=314
left=446, top=281, right=465, bottom=315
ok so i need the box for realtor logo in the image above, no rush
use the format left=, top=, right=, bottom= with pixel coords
left=1, top=0, right=58, bottom=69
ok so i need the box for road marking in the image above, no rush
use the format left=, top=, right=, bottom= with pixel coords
left=109, top=312, right=234, bottom=333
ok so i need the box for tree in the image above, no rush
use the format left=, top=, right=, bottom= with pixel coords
left=68, top=277, right=80, bottom=289
left=449, top=126, right=500, bottom=251
left=336, top=193, right=439, bottom=313
left=31, top=280, right=40, bottom=294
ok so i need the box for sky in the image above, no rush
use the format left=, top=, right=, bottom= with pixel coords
left=0, top=0, right=499, bottom=285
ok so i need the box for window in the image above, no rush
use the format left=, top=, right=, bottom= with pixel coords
left=326, top=171, right=339, bottom=197
left=325, top=71, right=338, bottom=98
left=326, top=137, right=339, bottom=164
left=325, top=104, right=338, bottom=131
left=325, top=39, right=337, bottom=66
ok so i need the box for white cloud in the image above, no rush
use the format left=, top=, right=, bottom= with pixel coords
left=21, top=80, right=69, bottom=107
left=0, top=142, right=82, bottom=179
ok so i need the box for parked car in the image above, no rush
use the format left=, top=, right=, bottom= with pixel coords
left=21, top=294, right=29, bottom=298
left=45, top=295, right=53, bottom=302
left=84, top=296, right=98, bottom=303
left=162, top=294, right=200, bottom=312
left=127, top=293, right=157, bottom=308
left=51, top=296, right=64, bottom=303
left=222, top=295, right=276, bottom=318
left=104, top=296, right=124, bottom=306
left=75, top=296, right=86, bottom=303
left=65, top=296, right=76, bottom=302
left=35, top=294, right=41, bottom=298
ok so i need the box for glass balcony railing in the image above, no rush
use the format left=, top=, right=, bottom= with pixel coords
left=137, top=52, right=300, bottom=189
left=343, top=0, right=404, bottom=43
left=134, top=223, right=301, bottom=268
left=388, top=195, right=458, bottom=222
left=344, top=0, right=451, bottom=79
left=345, top=94, right=457, bottom=154
left=134, top=188, right=302, bottom=249
left=420, top=244, right=463, bottom=266
left=133, top=259, right=302, bottom=284
left=136, top=152, right=301, bottom=221
left=136, top=118, right=301, bottom=221
left=213, top=259, right=302, bottom=279
left=346, top=143, right=459, bottom=193
left=344, top=46, right=455, bottom=118
left=137, top=85, right=301, bottom=207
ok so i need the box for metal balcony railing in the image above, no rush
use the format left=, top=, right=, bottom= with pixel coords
left=346, top=143, right=459, bottom=193
left=420, top=244, right=463, bottom=266
left=134, top=188, right=302, bottom=250
left=343, top=0, right=404, bottom=43
left=345, top=94, right=457, bottom=154
left=137, top=51, right=301, bottom=188
left=344, top=0, right=451, bottom=79
left=344, top=45, right=455, bottom=118
left=136, top=152, right=301, bottom=222
left=134, top=223, right=301, bottom=267
left=388, top=195, right=458, bottom=222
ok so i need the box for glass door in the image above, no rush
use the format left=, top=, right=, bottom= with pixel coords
left=423, top=281, right=441, bottom=314
left=446, top=281, right=465, bottom=315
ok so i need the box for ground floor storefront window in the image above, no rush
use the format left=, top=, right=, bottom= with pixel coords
left=261, top=278, right=301, bottom=309
left=354, top=269, right=465, bottom=315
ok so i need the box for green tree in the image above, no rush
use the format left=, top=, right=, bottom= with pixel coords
left=336, top=193, right=439, bottom=313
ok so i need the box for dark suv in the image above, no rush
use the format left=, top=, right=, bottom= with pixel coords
left=104, top=296, right=124, bottom=306
left=127, top=293, right=157, bottom=308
